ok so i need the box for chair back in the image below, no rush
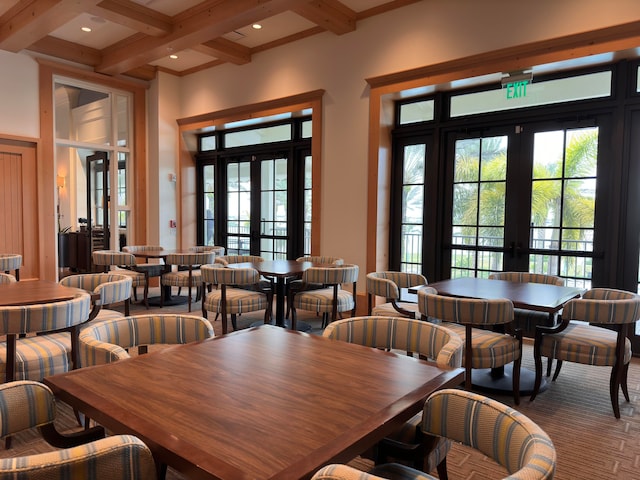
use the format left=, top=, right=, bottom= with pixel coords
left=60, top=273, right=132, bottom=306
left=563, top=288, right=640, bottom=325
left=92, top=250, right=137, bottom=268
left=488, top=271, right=564, bottom=286
left=166, top=251, right=216, bottom=267
left=215, top=255, right=264, bottom=265
left=367, top=271, right=427, bottom=299
left=296, top=255, right=344, bottom=265
left=323, top=315, right=463, bottom=368
left=0, top=380, right=56, bottom=437
left=122, top=245, right=163, bottom=253
left=302, top=264, right=359, bottom=285
left=0, top=273, right=16, bottom=284
left=189, top=245, right=225, bottom=256
left=0, top=293, right=91, bottom=335
left=0, top=254, right=21, bottom=272
left=422, top=389, right=556, bottom=479
left=419, top=291, right=514, bottom=326
left=202, top=265, right=260, bottom=286
left=79, top=314, right=215, bottom=366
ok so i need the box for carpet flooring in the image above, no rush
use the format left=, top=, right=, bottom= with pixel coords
left=3, top=289, right=640, bottom=479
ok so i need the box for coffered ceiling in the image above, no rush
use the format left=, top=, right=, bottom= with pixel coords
left=0, top=0, right=420, bottom=81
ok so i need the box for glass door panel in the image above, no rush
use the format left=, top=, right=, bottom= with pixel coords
left=260, top=157, right=288, bottom=259
left=226, top=162, right=251, bottom=255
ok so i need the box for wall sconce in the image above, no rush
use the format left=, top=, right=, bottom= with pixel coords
left=56, top=175, right=65, bottom=232
left=56, top=175, right=65, bottom=189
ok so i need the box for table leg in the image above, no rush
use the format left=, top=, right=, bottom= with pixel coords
left=472, top=365, right=547, bottom=395
left=274, top=277, right=286, bottom=327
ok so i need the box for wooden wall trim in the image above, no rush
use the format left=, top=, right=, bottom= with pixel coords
left=177, top=90, right=324, bottom=254
left=38, top=60, right=148, bottom=280
left=365, top=23, right=640, bottom=276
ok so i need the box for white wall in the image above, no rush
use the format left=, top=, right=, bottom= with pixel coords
left=0, top=50, right=39, bottom=138
left=168, top=0, right=640, bottom=273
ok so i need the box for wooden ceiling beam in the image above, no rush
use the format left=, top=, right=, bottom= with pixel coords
left=89, top=0, right=172, bottom=37
left=96, top=0, right=294, bottom=75
left=292, top=0, right=355, bottom=35
left=28, top=34, right=102, bottom=65
left=192, top=38, right=251, bottom=65
left=0, top=0, right=99, bottom=52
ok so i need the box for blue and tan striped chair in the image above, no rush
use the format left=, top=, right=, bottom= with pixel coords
left=161, top=251, right=217, bottom=311
left=92, top=250, right=155, bottom=309
left=79, top=314, right=215, bottom=366
left=323, top=314, right=463, bottom=478
left=0, top=254, right=21, bottom=281
left=0, top=380, right=156, bottom=479
left=190, top=245, right=226, bottom=256
left=0, top=293, right=92, bottom=383
left=201, top=265, right=273, bottom=334
left=60, top=273, right=133, bottom=319
left=367, top=271, right=428, bottom=319
left=313, top=389, right=556, bottom=480
left=419, top=290, right=522, bottom=404
left=214, top=254, right=264, bottom=265
left=0, top=273, right=16, bottom=284
left=530, top=288, right=640, bottom=418
left=286, top=255, right=344, bottom=319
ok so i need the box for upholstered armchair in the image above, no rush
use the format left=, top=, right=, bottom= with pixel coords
left=530, top=287, right=640, bottom=418
left=0, top=254, right=21, bottom=281
left=92, top=250, right=154, bottom=309
left=0, top=293, right=92, bottom=383
left=79, top=314, right=215, bottom=366
left=323, top=315, right=463, bottom=477
left=161, top=251, right=217, bottom=311
left=312, top=389, right=556, bottom=480
left=0, top=380, right=156, bottom=479
left=59, top=272, right=133, bottom=318
left=366, top=271, right=428, bottom=318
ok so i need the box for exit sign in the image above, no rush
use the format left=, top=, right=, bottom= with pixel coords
left=504, top=80, right=529, bottom=99
left=503, top=80, right=529, bottom=100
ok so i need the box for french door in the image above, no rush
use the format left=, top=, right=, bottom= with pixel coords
left=224, top=153, right=289, bottom=259
left=442, top=120, right=604, bottom=288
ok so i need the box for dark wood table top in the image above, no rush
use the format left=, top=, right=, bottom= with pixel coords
left=0, top=280, right=93, bottom=307
left=227, top=259, right=314, bottom=278
left=424, top=277, right=584, bottom=313
left=44, top=325, right=463, bottom=480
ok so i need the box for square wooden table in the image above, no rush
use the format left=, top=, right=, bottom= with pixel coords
left=0, top=279, right=92, bottom=307
left=44, top=325, right=463, bottom=480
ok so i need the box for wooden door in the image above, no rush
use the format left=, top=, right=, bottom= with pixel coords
left=0, top=140, right=39, bottom=280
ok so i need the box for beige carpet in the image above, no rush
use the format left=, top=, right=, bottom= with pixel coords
left=3, top=291, right=640, bottom=479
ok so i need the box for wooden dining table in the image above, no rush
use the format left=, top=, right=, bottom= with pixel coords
left=414, top=277, right=584, bottom=394
left=126, top=248, right=191, bottom=306
left=228, top=259, right=315, bottom=330
left=44, top=325, right=464, bottom=480
left=0, top=279, right=96, bottom=307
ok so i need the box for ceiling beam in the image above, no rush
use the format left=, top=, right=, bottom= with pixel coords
left=291, top=0, right=355, bottom=35
left=0, top=0, right=100, bottom=52
left=96, top=0, right=295, bottom=75
left=88, top=0, right=172, bottom=37
left=28, top=34, right=102, bottom=65
left=192, top=37, right=251, bottom=65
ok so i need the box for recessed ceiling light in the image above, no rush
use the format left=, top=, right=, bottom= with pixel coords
left=81, top=27, right=92, bottom=32
left=252, top=23, right=262, bottom=29
left=169, top=54, right=178, bottom=59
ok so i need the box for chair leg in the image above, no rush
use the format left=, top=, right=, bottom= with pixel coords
left=436, top=458, right=448, bottom=480
left=546, top=357, right=553, bottom=377
left=621, top=362, right=630, bottom=402
left=231, top=314, right=238, bottom=331
left=512, top=357, right=521, bottom=406
left=552, top=360, right=563, bottom=381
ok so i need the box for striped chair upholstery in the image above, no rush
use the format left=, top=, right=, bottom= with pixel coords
left=0, top=380, right=156, bottom=479
left=488, top=272, right=565, bottom=337
left=215, top=255, right=264, bottom=265
left=161, top=251, right=217, bottom=311
left=290, top=264, right=359, bottom=330
left=189, top=245, right=226, bottom=256
left=313, top=390, right=556, bottom=480
left=419, top=290, right=522, bottom=404
left=60, top=273, right=133, bottom=319
left=323, top=315, right=463, bottom=477
left=79, top=314, right=215, bottom=366
left=92, top=250, right=152, bottom=309
left=367, top=272, right=428, bottom=319
left=0, top=273, right=16, bottom=284
left=0, top=254, right=21, bottom=281
left=286, top=255, right=344, bottom=318
left=0, top=294, right=92, bottom=383
left=201, top=265, right=273, bottom=334
left=531, top=288, right=640, bottom=418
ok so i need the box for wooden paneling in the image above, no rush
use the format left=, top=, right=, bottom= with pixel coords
left=0, top=141, right=38, bottom=280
